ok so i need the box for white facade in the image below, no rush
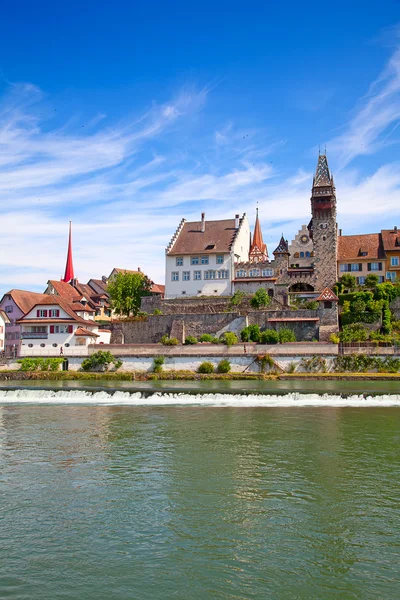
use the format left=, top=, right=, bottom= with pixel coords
left=19, top=302, right=110, bottom=356
left=0, top=311, right=10, bottom=355
left=165, top=215, right=250, bottom=298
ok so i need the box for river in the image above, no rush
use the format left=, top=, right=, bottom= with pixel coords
left=1, top=384, right=400, bottom=599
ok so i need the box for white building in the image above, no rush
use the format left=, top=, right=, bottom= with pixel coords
left=165, top=213, right=250, bottom=298
left=0, top=309, right=10, bottom=356
left=18, top=296, right=111, bottom=356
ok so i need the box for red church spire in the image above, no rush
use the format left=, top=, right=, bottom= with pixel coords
left=62, top=221, right=75, bottom=283
left=249, top=207, right=268, bottom=262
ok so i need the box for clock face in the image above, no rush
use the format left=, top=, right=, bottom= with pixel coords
left=300, top=234, right=309, bottom=245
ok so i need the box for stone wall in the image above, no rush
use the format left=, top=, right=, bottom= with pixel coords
left=141, top=295, right=283, bottom=315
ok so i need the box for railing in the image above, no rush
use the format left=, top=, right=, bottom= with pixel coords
left=339, top=342, right=394, bottom=355
left=19, top=347, right=89, bottom=356
left=21, top=332, right=48, bottom=339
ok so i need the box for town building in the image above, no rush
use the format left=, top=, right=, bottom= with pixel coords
left=337, top=233, right=385, bottom=285
left=0, top=309, right=10, bottom=356
left=18, top=296, right=110, bottom=356
left=381, top=228, right=400, bottom=282
left=165, top=213, right=251, bottom=298
left=0, top=290, right=48, bottom=357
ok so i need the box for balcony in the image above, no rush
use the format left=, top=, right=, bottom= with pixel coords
left=21, top=332, right=48, bottom=339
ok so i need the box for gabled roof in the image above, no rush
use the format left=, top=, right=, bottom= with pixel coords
left=313, top=154, right=332, bottom=187
left=110, top=268, right=141, bottom=277
left=75, top=327, right=99, bottom=337
left=273, top=235, right=289, bottom=254
left=338, top=234, right=384, bottom=261
left=1, top=290, right=48, bottom=315
left=167, top=216, right=243, bottom=255
left=381, top=229, right=400, bottom=252
left=18, top=296, right=97, bottom=326
left=316, top=288, right=339, bottom=302
left=47, top=280, right=82, bottom=302
left=151, top=283, right=165, bottom=295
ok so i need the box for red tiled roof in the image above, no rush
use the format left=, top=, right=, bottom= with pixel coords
left=381, top=229, right=400, bottom=252
left=2, top=290, right=48, bottom=315
left=47, top=280, right=82, bottom=302
left=168, top=218, right=240, bottom=255
left=151, top=283, right=165, bottom=295
left=338, top=234, right=384, bottom=261
left=250, top=211, right=267, bottom=257
left=75, top=327, right=99, bottom=337
left=316, top=287, right=339, bottom=302
left=17, top=296, right=97, bottom=325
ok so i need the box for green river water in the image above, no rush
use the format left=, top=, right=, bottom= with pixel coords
left=0, top=383, right=400, bottom=599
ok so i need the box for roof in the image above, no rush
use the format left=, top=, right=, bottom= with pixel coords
left=17, top=296, right=97, bottom=326
left=313, top=154, right=332, bottom=187
left=110, top=268, right=141, bottom=276
left=316, top=287, right=339, bottom=302
left=250, top=209, right=267, bottom=257
left=151, top=283, right=165, bottom=295
left=273, top=235, right=289, bottom=254
left=47, top=280, right=82, bottom=302
left=0, top=309, right=10, bottom=324
left=2, top=289, right=48, bottom=315
left=381, top=229, right=400, bottom=252
left=88, top=279, right=108, bottom=293
left=338, top=233, right=384, bottom=261
left=167, top=217, right=241, bottom=255
left=75, top=327, right=99, bottom=337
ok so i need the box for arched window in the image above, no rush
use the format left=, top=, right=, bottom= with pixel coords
left=300, top=252, right=304, bottom=258
left=306, top=251, right=310, bottom=257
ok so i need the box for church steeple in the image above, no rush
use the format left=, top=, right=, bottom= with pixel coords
left=62, top=221, right=75, bottom=283
left=249, top=207, right=268, bottom=262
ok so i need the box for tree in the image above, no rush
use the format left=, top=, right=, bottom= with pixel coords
left=338, top=274, right=356, bottom=292
left=107, top=272, right=153, bottom=317
left=364, top=274, right=379, bottom=289
left=250, top=288, right=271, bottom=309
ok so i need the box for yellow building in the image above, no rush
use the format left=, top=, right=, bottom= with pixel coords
left=381, top=228, right=400, bottom=282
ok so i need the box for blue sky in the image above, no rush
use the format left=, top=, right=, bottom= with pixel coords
left=1, top=0, right=400, bottom=295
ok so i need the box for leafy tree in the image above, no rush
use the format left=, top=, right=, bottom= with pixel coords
left=250, top=288, right=271, bottom=309
left=364, top=274, right=379, bottom=289
left=338, top=274, right=356, bottom=292
left=107, top=271, right=153, bottom=317
left=81, top=351, right=122, bottom=372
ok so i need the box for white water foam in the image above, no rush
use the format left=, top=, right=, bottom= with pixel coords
left=1, top=389, right=400, bottom=407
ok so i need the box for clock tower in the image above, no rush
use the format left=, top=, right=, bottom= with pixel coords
left=309, top=154, right=338, bottom=289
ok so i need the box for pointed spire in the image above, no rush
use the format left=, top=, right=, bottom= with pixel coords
left=313, top=154, right=332, bottom=187
left=249, top=206, right=268, bottom=262
left=62, top=221, right=75, bottom=283
left=273, top=234, right=289, bottom=255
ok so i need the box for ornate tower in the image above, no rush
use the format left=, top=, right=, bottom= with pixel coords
left=273, top=234, right=290, bottom=273
left=310, top=155, right=338, bottom=289
left=249, top=208, right=268, bottom=262
left=62, top=221, right=75, bottom=283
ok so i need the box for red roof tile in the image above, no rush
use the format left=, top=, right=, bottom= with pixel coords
left=2, top=289, right=48, bottom=315
left=381, top=229, right=400, bottom=252
left=168, top=218, right=240, bottom=255
left=338, top=234, right=384, bottom=261
left=47, top=280, right=82, bottom=302
left=316, top=287, right=339, bottom=302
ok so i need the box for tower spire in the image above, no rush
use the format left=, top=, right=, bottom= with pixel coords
left=249, top=206, right=268, bottom=262
left=62, top=221, right=75, bottom=283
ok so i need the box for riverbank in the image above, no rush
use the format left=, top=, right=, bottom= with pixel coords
left=2, top=370, right=400, bottom=381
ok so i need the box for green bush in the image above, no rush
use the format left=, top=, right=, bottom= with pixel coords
left=334, top=354, right=400, bottom=374
left=229, top=290, right=245, bottom=307
left=256, top=354, right=275, bottom=373
left=199, top=333, right=214, bottom=342
left=184, top=336, right=198, bottom=345
left=152, top=356, right=165, bottom=373
left=217, top=359, right=231, bottom=373
left=330, top=333, right=340, bottom=344
left=160, top=335, right=179, bottom=345
left=198, top=361, right=214, bottom=374
left=339, top=323, right=368, bottom=343
left=300, top=356, right=327, bottom=373
left=278, top=328, right=296, bottom=343
left=223, top=332, right=238, bottom=346
left=241, top=324, right=262, bottom=342
left=152, top=308, right=163, bottom=315
left=260, top=329, right=279, bottom=344
left=250, top=288, right=271, bottom=309
left=304, top=300, right=319, bottom=310
left=17, top=357, right=64, bottom=372
left=286, top=361, right=297, bottom=373
left=382, top=309, right=392, bottom=335
left=81, top=351, right=122, bottom=372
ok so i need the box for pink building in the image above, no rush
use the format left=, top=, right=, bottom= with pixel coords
left=0, top=290, right=47, bottom=357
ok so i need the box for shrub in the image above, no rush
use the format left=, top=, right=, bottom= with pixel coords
left=364, top=274, right=379, bottom=289
left=304, top=300, right=319, bottom=310
left=217, top=359, right=231, bottom=373
left=339, top=323, right=368, bottom=343
left=240, top=327, right=250, bottom=342
left=278, top=328, right=296, bottom=343
left=300, top=356, right=327, bottom=373
left=198, top=361, right=214, bottom=374
left=256, top=354, right=275, bottom=373
left=152, top=356, right=165, bottom=373
left=153, top=308, right=163, bottom=315
left=160, top=335, right=179, bottom=345
left=250, top=288, right=271, bottom=309
left=229, top=290, right=245, bottom=307
left=330, top=333, right=340, bottom=344
left=223, top=332, right=238, bottom=346
left=211, top=336, right=221, bottom=344
left=81, top=351, right=122, bottom=372
left=260, top=329, right=279, bottom=344
left=382, top=309, right=392, bottom=335
left=17, top=357, right=64, bottom=372
left=286, top=361, right=297, bottom=373
left=184, top=336, right=198, bottom=345
left=199, top=334, right=214, bottom=342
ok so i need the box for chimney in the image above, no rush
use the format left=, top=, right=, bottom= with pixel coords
left=201, top=212, right=205, bottom=233
left=235, top=214, right=240, bottom=228
left=394, top=226, right=398, bottom=233
left=339, top=229, right=342, bottom=236
left=138, top=267, right=141, bottom=272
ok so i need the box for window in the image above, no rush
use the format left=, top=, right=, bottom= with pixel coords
left=171, top=272, right=179, bottom=281
left=176, top=257, right=183, bottom=266
left=194, top=271, right=201, bottom=280
left=379, top=276, right=385, bottom=283
left=387, top=272, right=397, bottom=281
left=368, top=262, right=381, bottom=271
left=40, top=343, right=45, bottom=347
left=236, top=270, right=247, bottom=278
left=183, top=271, right=190, bottom=281
left=341, top=263, right=362, bottom=272
left=39, top=309, right=48, bottom=317
left=300, top=252, right=304, bottom=258
left=52, top=343, right=58, bottom=347
left=351, top=263, right=362, bottom=272
left=191, top=256, right=199, bottom=265
left=357, top=276, right=366, bottom=285
left=28, top=343, right=33, bottom=348
left=324, top=301, right=333, bottom=309
left=262, top=269, right=273, bottom=277
left=5, top=305, right=13, bottom=313
left=65, top=343, right=70, bottom=347
left=50, top=309, right=60, bottom=317
left=217, top=270, right=229, bottom=279
left=201, top=256, right=209, bottom=265
left=204, top=270, right=216, bottom=280
left=249, top=269, right=260, bottom=277
left=216, top=255, right=224, bottom=264
left=305, top=251, right=310, bottom=257
left=391, top=257, right=399, bottom=267
left=32, top=326, right=47, bottom=333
